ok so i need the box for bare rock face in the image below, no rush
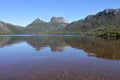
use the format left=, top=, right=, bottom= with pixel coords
left=0, top=20, right=28, bottom=34
left=50, top=17, right=69, bottom=23
left=103, top=9, right=120, bottom=14
left=0, top=21, right=10, bottom=32
left=97, top=9, right=120, bottom=16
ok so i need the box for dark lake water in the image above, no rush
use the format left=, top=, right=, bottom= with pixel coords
left=0, top=35, right=120, bottom=80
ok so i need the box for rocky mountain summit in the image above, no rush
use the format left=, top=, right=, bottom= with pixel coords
left=50, top=17, right=69, bottom=23
left=26, top=17, right=69, bottom=33
left=31, top=18, right=44, bottom=24
left=99, top=9, right=120, bottom=15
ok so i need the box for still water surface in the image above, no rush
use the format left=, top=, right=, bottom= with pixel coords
left=0, top=35, right=120, bottom=80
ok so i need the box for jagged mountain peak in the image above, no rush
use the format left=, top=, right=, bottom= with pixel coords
left=26, top=17, right=69, bottom=33
left=50, top=17, right=69, bottom=23
left=32, top=18, right=44, bottom=24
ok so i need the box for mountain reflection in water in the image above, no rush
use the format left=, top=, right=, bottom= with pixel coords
left=0, top=36, right=120, bottom=60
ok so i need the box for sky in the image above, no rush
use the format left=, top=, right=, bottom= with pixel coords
left=0, top=0, right=120, bottom=26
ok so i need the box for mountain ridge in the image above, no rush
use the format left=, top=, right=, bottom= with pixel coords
left=0, top=9, right=120, bottom=35
left=56, top=9, right=120, bottom=35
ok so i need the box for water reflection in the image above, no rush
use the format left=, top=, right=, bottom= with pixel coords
left=0, top=36, right=120, bottom=60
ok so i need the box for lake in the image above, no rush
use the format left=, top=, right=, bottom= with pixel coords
left=0, top=35, right=120, bottom=80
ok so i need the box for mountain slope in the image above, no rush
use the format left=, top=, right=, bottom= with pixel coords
left=0, top=21, right=28, bottom=34
left=61, top=9, right=120, bottom=34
